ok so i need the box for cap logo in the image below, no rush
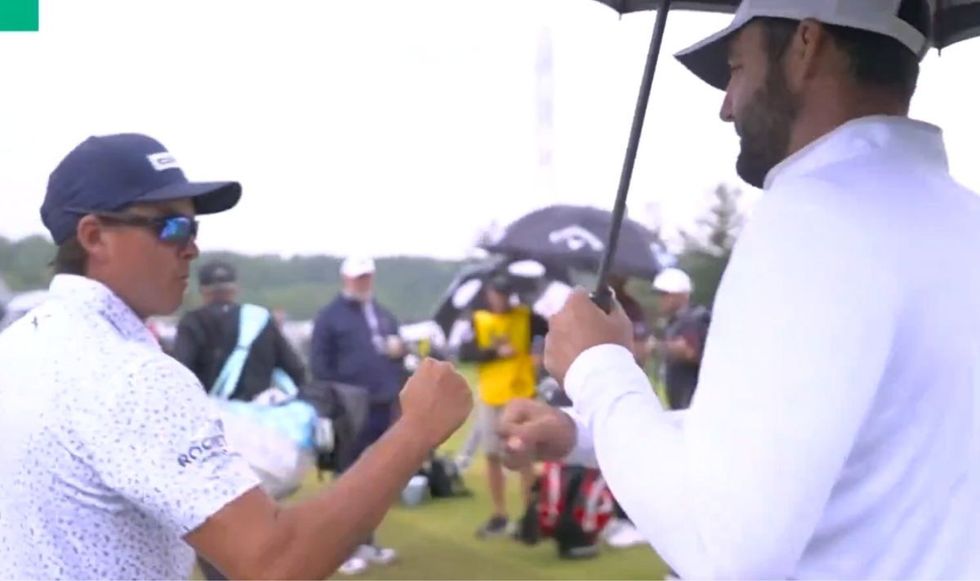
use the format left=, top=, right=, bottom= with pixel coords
left=147, top=152, right=180, bottom=172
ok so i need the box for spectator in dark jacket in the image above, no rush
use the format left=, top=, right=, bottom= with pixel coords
left=310, top=257, right=406, bottom=408
left=653, top=267, right=710, bottom=411
left=173, top=260, right=308, bottom=581
left=173, top=260, right=306, bottom=401
left=309, top=255, right=406, bottom=571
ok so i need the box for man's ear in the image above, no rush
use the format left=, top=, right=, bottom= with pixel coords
left=76, top=215, right=109, bottom=266
left=785, top=18, right=834, bottom=89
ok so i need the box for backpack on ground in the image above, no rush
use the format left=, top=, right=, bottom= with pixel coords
left=420, top=453, right=471, bottom=499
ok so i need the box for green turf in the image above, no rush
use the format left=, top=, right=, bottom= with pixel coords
left=319, top=365, right=666, bottom=580
left=320, top=458, right=667, bottom=580
left=198, top=365, right=670, bottom=579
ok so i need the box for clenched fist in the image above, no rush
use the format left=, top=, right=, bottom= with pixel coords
left=497, top=398, right=577, bottom=470
left=399, top=358, right=473, bottom=449
left=544, top=288, right=633, bottom=383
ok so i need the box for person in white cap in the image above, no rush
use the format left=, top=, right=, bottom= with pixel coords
left=650, top=267, right=691, bottom=296
left=497, top=0, right=980, bottom=578
left=651, top=268, right=710, bottom=411
left=310, top=255, right=409, bottom=574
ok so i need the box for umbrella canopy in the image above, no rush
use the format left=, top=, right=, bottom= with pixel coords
left=431, top=257, right=572, bottom=336
left=598, top=1, right=730, bottom=12
left=482, top=205, right=664, bottom=281
left=936, top=1, right=980, bottom=47
left=594, top=0, right=980, bottom=50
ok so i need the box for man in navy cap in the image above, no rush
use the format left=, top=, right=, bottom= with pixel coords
left=0, top=133, right=473, bottom=579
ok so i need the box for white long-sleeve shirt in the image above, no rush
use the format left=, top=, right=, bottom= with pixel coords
left=563, top=116, right=980, bottom=579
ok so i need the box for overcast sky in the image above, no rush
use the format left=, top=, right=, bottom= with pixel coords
left=2, top=0, right=978, bottom=259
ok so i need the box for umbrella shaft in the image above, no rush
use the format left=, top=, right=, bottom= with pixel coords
left=594, top=0, right=673, bottom=311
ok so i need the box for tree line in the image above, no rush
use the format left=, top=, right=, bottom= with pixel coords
left=0, top=184, right=746, bottom=323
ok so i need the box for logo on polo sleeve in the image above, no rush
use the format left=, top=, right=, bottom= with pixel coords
left=177, top=420, right=229, bottom=468
left=177, top=433, right=230, bottom=468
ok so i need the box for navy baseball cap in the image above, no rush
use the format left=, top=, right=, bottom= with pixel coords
left=198, top=260, right=237, bottom=287
left=41, top=133, right=242, bottom=244
left=486, top=271, right=514, bottom=294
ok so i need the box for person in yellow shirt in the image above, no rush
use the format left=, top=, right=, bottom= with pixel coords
left=459, top=272, right=548, bottom=538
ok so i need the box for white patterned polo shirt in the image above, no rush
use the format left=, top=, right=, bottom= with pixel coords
left=0, top=275, right=259, bottom=579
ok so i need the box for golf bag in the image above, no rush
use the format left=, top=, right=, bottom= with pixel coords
left=515, top=378, right=615, bottom=559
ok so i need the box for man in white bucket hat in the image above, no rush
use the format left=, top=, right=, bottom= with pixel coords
left=498, top=0, right=980, bottom=577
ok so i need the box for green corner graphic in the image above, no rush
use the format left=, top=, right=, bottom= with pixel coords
left=0, top=0, right=39, bottom=31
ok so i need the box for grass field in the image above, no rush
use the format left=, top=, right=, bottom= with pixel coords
left=198, top=365, right=670, bottom=580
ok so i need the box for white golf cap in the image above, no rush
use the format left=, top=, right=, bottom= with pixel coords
left=652, top=268, right=693, bottom=294
left=340, top=256, right=376, bottom=278
left=675, top=0, right=930, bottom=90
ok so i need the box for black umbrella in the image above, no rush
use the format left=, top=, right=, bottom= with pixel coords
left=431, top=257, right=572, bottom=336
left=586, top=0, right=980, bottom=311
left=482, top=205, right=663, bottom=280
left=596, top=0, right=980, bottom=49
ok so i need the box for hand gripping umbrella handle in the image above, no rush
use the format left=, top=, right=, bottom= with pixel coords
left=592, top=0, right=673, bottom=314
left=591, top=286, right=616, bottom=313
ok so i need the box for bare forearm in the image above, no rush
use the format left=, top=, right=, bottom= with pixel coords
left=190, top=360, right=471, bottom=581
left=262, top=419, right=431, bottom=578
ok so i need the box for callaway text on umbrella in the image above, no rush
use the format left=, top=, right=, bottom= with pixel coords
left=481, top=205, right=663, bottom=281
